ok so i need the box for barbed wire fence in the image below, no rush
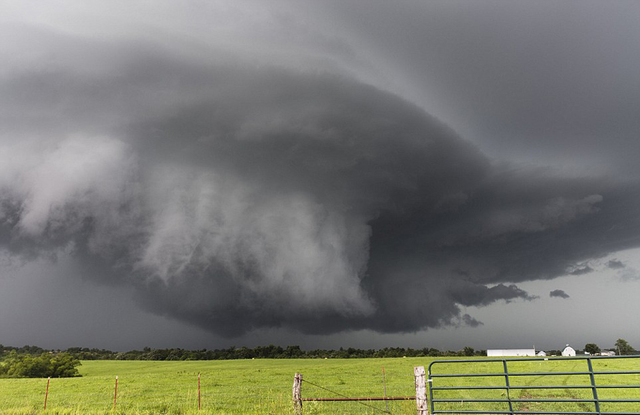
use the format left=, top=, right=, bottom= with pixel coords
left=0, top=374, right=296, bottom=413
left=0, top=367, right=426, bottom=414
left=292, top=366, right=428, bottom=415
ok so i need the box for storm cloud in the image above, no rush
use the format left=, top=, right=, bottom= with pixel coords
left=1, top=1, right=640, bottom=341
left=550, top=290, right=570, bottom=299
left=607, top=260, right=625, bottom=270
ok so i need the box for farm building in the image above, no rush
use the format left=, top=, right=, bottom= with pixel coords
left=562, top=345, right=576, bottom=356
left=537, top=351, right=547, bottom=356
left=487, top=349, right=536, bottom=357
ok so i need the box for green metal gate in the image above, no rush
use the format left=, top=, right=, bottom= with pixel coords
left=428, top=355, right=640, bottom=414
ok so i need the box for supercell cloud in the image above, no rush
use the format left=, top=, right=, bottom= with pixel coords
left=1, top=1, right=640, bottom=339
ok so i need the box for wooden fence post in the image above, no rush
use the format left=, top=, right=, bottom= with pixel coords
left=414, top=366, right=428, bottom=415
left=198, top=373, right=201, bottom=410
left=293, top=373, right=303, bottom=414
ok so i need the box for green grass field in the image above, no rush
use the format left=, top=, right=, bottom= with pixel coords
left=1, top=357, right=639, bottom=414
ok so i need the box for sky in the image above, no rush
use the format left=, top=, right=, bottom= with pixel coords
left=1, top=0, right=640, bottom=352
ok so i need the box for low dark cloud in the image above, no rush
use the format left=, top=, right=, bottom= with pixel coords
left=462, top=314, right=484, bottom=328
left=550, top=289, right=570, bottom=299
left=608, top=260, right=625, bottom=269
left=1, top=4, right=640, bottom=342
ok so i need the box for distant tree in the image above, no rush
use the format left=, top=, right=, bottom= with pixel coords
left=427, top=348, right=442, bottom=357
left=463, top=346, right=475, bottom=356
left=283, top=345, right=304, bottom=358
left=584, top=343, right=601, bottom=355
left=615, top=338, right=636, bottom=355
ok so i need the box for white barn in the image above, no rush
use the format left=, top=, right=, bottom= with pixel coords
left=562, top=345, right=576, bottom=356
left=487, top=349, right=536, bottom=357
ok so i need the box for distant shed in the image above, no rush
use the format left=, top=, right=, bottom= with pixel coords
left=487, top=349, right=536, bottom=357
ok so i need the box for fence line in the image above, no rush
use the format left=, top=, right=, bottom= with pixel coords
left=292, top=366, right=428, bottom=414
left=1, top=371, right=419, bottom=413
left=0, top=373, right=211, bottom=412
left=0, top=373, right=312, bottom=413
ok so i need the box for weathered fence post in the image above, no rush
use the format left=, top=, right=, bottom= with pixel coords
left=293, top=373, right=303, bottom=414
left=414, top=366, right=428, bottom=415
left=198, top=372, right=201, bottom=410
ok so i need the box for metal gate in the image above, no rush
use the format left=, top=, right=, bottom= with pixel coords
left=428, top=355, right=640, bottom=414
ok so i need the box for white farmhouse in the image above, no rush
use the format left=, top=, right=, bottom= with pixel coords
left=537, top=351, right=547, bottom=357
left=487, top=349, right=536, bottom=357
left=562, top=344, right=576, bottom=356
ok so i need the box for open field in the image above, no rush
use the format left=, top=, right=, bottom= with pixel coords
left=0, top=358, right=420, bottom=415
left=1, top=357, right=639, bottom=414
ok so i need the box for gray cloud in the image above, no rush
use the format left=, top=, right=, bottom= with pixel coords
left=569, top=266, right=594, bottom=276
left=550, top=289, right=570, bottom=299
left=462, top=314, right=484, bottom=328
left=608, top=260, right=625, bottom=269
left=618, top=268, right=640, bottom=282
left=1, top=2, right=640, bottom=342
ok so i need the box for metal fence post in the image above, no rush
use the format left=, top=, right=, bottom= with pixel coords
left=293, top=373, right=303, bottom=414
left=113, top=375, right=118, bottom=410
left=382, top=366, right=388, bottom=412
left=415, top=366, right=428, bottom=415
left=44, top=377, right=50, bottom=410
left=428, top=365, right=435, bottom=415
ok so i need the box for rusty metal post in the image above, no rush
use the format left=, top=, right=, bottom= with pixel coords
left=44, top=377, right=50, bottom=410
left=382, top=366, right=388, bottom=411
left=113, top=375, right=118, bottom=410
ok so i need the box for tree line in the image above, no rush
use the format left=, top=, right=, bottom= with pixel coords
left=1, top=338, right=635, bottom=371
left=1, top=344, right=485, bottom=362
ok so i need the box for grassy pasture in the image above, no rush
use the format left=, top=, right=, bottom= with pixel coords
left=0, top=357, right=638, bottom=414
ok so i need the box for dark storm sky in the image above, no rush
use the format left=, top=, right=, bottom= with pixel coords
left=1, top=0, right=639, bottom=351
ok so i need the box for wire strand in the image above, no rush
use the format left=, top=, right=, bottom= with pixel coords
left=301, top=378, right=392, bottom=414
